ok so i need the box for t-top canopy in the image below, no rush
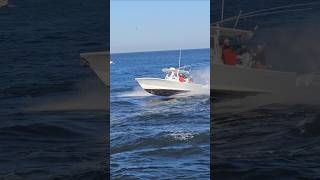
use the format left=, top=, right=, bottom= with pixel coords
left=211, top=26, right=254, bottom=38
left=162, top=66, right=191, bottom=75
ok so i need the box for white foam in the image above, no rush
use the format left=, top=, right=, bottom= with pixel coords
left=168, top=132, right=194, bottom=141
left=191, top=67, right=210, bottom=85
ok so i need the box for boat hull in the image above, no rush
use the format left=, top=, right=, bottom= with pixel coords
left=80, top=51, right=109, bottom=86
left=211, top=63, right=297, bottom=96
left=135, top=78, right=204, bottom=96
left=145, top=89, right=188, bottom=96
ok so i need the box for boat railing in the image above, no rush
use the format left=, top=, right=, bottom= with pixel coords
left=178, top=65, right=191, bottom=74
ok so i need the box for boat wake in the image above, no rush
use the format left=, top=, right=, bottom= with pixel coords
left=191, top=67, right=210, bottom=85
left=180, top=66, right=210, bottom=96
left=119, top=84, right=209, bottom=99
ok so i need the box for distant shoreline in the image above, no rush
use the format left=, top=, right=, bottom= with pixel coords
left=111, top=47, right=210, bottom=55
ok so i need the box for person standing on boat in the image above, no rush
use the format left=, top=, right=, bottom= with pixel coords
left=222, top=39, right=238, bottom=65
left=179, top=73, right=186, bottom=82
left=238, top=45, right=254, bottom=67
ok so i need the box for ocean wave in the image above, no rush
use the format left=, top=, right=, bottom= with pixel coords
left=0, top=123, right=86, bottom=139
left=138, top=146, right=207, bottom=158
left=0, top=169, right=106, bottom=180
left=1, top=82, right=74, bottom=98
left=296, top=113, right=320, bottom=137
left=111, top=131, right=209, bottom=155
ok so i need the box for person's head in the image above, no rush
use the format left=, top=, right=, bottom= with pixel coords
left=224, top=38, right=230, bottom=46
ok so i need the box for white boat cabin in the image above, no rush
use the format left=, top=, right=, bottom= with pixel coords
left=162, top=66, right=193, bottom=83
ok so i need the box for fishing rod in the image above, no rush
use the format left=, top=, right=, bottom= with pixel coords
left=178, top=48, right=181, bottom=68
left=242, top=2, right=320, bottom=17
left=238, top=7, right=312, bottom=20
left=213, top=2, right=319, bottom=25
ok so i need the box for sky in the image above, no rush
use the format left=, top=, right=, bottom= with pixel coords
left=111, top=0, right=210, bottom=53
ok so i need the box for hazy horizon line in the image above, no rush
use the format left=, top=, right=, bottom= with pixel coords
left=110, top=47, right=209, bottom=55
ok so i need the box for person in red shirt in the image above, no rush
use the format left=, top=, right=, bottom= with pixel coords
left=223, top=47, right=237, bottom=65
left=222, top=39, right=238, bottom=65
left=179, top=74, right=186, bottom=82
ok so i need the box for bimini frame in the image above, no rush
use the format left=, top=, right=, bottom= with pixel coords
left=212, top=1, right=317, bottom=64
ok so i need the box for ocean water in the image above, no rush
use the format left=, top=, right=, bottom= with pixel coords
left=212, top=1, right=320, bottom=179
left=0, top=0, right=108, bottom=179
left=110, top=49, right=210, bottom=179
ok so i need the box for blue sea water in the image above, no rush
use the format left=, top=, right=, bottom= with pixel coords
left=0, top=0, right=108, bottom=179
left=110, top=49, right=210, bottom=179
